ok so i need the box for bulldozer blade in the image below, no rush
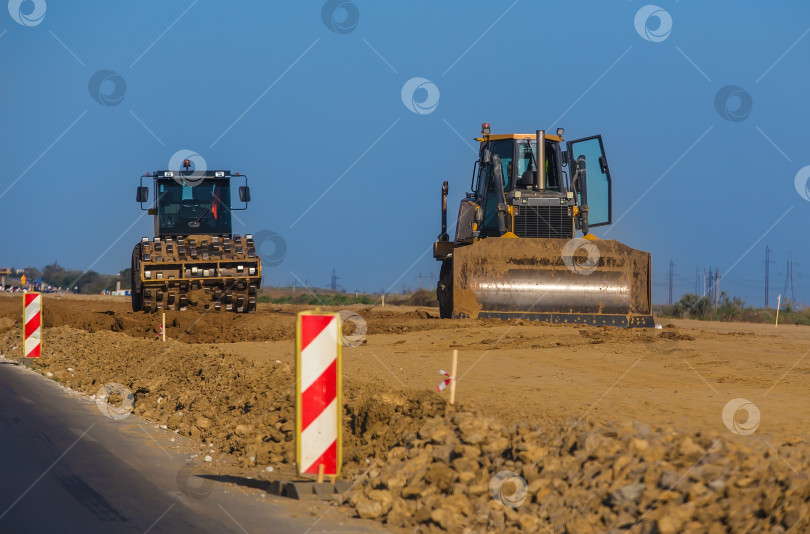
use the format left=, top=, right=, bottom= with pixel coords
left=452, top=238, right=654, bottom=328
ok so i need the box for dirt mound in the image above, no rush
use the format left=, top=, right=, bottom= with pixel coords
left=5, top=293, right=810, bottom=532
left=0, top=294, right=451, bottom=344
left=1, top=327, right=296, bottom=468
left=399, top=290, right=439, bottom=307
left=0, top=326, right=447, bottom=481
left=0, top=317, right=14, bottom=332
left=343, top=385, right=446, bottom=467
left=5, top=324, right=810, bottom=533
left=0, top=294, right=298, bottom=343
left=345, top=413, right=810, bottom=533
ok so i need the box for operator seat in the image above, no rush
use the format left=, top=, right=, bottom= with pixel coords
left=519, top=169, right=536, bottom=189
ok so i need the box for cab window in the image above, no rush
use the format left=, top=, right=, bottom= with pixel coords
left=157, top=180, right=232, bottom=235
left=514, top=140, right=560, bottom=191
left=488, top=140, right=512, bottom=190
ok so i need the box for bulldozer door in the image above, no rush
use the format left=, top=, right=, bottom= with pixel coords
left=567, top=135, right=612, bottom=227
left=479, top=155, right=507, bottom=236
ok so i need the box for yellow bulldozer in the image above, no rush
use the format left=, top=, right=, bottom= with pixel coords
left=433, top=123, right=653, bottom=328
left=131, top=164, right=262, bottom=312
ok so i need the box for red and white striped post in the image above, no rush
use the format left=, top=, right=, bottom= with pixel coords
left=295, top=311, right=342, bottom=478
left=23, top=292, right=42, bottom=358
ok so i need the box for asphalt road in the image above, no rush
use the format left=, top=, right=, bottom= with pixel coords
left=0, top=359, right=380, bottom=534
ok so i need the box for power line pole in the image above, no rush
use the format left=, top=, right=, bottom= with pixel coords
left=765, top=246, right=776, bottom=308
left=695, top=264, right=699, bottom=295
left=714, top=268, right=720, bottom=317
left=789, top=255, right=798, bottom=304
left=782, top=253, right=798, bottom=307
left=416, top=271, right=433, bottom=289
left=667, top=260, right=675, bottom=305
left=789, top=255, right=793, bottom=306
left=701, top=265, right=706, bottom=297
left=330, top=268, right=339, bottom=291
left=707, top=267, right=713, bottom=300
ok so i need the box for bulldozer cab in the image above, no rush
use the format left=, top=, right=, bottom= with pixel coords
left=137, top=170, right=251, bottom=238
left=474, top=137, right=567, bottom=237
left=477, top=138, right=564, bottom=193
left=471, top=133, right=612, bottom=237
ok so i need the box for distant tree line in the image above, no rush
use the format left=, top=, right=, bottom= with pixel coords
left=662, top=292, right=810, bottom=325
left=12, top=263, right=130, bottom=294
left=663, top=292, right=743, bottom=320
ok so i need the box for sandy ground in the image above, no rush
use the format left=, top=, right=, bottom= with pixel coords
left=2, top=293, right=809, bottom=532
left=8, top=293, right=806, bottom=441
left=235, top=319, right=808, bottom=440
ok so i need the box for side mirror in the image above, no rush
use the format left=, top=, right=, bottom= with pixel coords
left=599, top=155, right=608, bottom=174
left=239, top=186, right=251, bottom=203
left=136, top=186, right=149, bottom=203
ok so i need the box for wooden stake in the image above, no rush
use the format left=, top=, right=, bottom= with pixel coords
left=316, top=463, right=325, bottom=483
left=449, top=349, right=458, bottom=405
left=776, top=295, right=781, bottom=328
left=162, top=312, right=166, bottom=342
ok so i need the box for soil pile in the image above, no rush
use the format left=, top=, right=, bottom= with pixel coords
left=345, top=412, right=810, bottom=533
left=0, top=294, right=445, bottom=343
left=3, top=294, right=810, bottom=532
left=0, top=326, right=445, bottom=480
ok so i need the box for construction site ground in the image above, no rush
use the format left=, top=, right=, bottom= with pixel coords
left=2, top=293, right=809, bottom=533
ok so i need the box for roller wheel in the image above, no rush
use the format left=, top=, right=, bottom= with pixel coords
left=437, top=258, right=453, bottom=319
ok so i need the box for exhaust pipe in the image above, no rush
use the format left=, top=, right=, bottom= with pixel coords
left=535, top=130, right=546, bottom=190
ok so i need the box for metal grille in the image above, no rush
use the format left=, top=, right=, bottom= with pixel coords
left=513, top=205, right=573, bottom=239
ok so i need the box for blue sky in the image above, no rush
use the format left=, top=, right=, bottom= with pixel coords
left=2, top=1, right=810, bottom=306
